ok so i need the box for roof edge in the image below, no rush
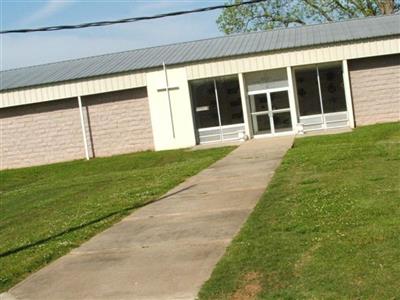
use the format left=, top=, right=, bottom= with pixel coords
left=2, top=13, right=399, bottom=73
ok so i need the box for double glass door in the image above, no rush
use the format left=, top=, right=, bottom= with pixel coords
left=249, top=88, right=292, bottom=135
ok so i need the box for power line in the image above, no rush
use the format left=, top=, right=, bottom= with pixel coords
left=1, top=0, right=265, bottom=34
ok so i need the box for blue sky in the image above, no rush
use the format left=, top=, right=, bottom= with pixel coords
left=1, top=0, right=226, bottom=70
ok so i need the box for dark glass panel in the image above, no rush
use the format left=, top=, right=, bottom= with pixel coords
left=319, top=66, right=347, bottom=113
left=273, top=112, right=292, bottom=132
left=190, top=80, right=219, bottom=129
left=250, top=94, right=269, bottom=112
left=270, top=91, right=290, bottom=110
left=216, top=77, right=244, bottom=125
left=252, top=114, right=271, bottom=135
left=295, top=69, right=322, bottom=116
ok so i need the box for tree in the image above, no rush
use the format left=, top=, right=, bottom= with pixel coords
left=217, top=0, right=399, bottom=34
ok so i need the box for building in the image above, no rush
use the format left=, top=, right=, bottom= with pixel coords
left=1, top=15, right=399, bottom=169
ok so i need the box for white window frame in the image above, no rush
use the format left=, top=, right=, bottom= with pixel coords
left=192, top=75, right=246, bottom=144
left=293, top=62, right=350, bottom=132
left=249, top=87, right=294, bottom=137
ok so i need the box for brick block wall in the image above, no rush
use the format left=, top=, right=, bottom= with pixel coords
left=1, top=87, right=154, bottom=170
left=1, top=99, right=84, bottom=169
left=349, top=54, right=400, bottom=126
left=82, top=88, right=154, bottom=157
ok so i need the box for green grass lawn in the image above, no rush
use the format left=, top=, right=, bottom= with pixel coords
left=199, top=123, right=400, bottom=299
left=0, top=147, right=235, bottom=292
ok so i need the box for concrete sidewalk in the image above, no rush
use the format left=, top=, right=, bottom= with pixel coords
left=5, top=136, right=294, bottom=300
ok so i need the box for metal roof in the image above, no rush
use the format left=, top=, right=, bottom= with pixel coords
left=1, top=14, right=399, bottom=92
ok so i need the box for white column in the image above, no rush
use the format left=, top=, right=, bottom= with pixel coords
left=286, top=66, right=298, bottom=132
left=238, top=73, right=252, bottom=138
left=342, top=60, right=355, bottom=128
left=77, top=96, right=90, bottom=160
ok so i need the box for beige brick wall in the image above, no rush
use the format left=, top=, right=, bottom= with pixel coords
left=349, top=54, right=400, bottom=126
left=1, top=99, right=84, bottom=169
left=1, top=88, right=154, bottom=170
left=82, top=88, right=154, bottom=157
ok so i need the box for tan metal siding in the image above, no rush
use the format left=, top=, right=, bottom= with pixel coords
left=185, top=37, right=400, bottom=80
left=0, top=72, right=146, bottom=108
left=349, top=54, right=400, bottom=126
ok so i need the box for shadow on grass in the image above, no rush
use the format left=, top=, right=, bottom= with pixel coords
left=0, top=184, right=195, bottom=258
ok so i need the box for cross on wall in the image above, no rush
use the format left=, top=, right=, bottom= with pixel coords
left=156, top=62, right=179, bottom=139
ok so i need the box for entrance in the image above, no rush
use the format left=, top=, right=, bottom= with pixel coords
left=249, top=88, right=292, bottom=136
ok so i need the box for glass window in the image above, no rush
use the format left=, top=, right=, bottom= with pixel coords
left=250, top=94, right=269, bottom=112
left=252, top=115, right=271, bottom=135
left=190, top=80, right=219, bottom=129
left=246, top=68, right=288, bottom=92
left=295, top=69, right=322, bottom=116
left=319, top=66, right=347, bottom=113
left=270, top=91, right=290, bottom=110
left=216, top=77, right=244, bottom=126
left=273, top=112, right=292, bottom=132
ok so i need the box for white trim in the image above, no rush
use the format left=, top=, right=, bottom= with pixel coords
left=300, top=112, right=348, bottom=121
left=198, top=137, right=244, bottom=145
left=198, top=123, right=245, bottom=132
left=325, top=124, right=350, bottom=129
left=299, top=115, right=323, bottom=120
left=303, top=124, right=349, bottom=132
left=238, top=73, right=252, bottom=137
left=270, top=108, right=291, bottom=113
left=250, top=111, right=270, bottom=116
left=77, top=96, right=90, bottom=160
left=266, top=92, right=275, bottom=133
left=286, top=66, right=299, bottom=131
left=221, top=137, right=244, bottom=142
left=326, top=119, right=348, bottom=124
left=248, top=87, right=289, bottom=95
left=199, top=133, right=221, bottom=138
left=300, top=111, right=347, bottom=119
left=301, top=119, right=348, bottom=126
left=200, top=129, right=245, bottom=139
left=342, top=60, right=355, bottom=128
left=301, top=121, right=324, bottom=126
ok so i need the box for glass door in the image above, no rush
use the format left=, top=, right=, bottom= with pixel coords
left=270, top=90, right=292, bottom=133
left=249, top=88, right=292, bottom=136
left=249, top=93, right=271, bottom=135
